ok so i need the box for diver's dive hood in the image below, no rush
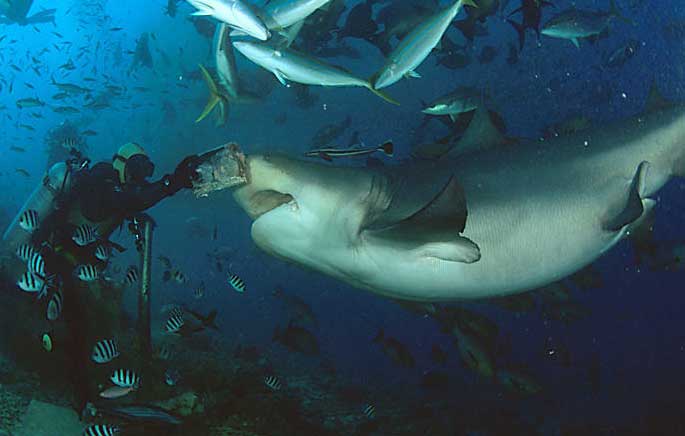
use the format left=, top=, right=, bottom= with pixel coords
left=113, top=142, right=151, bottom=184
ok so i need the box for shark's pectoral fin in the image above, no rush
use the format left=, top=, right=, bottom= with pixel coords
left=273, top=70, right=287, bottom=86
left=603, top=161, right=650, bottom=232
left=364, top=175, right=481, bottom=263
left=417, top=236, right=481, bottom=263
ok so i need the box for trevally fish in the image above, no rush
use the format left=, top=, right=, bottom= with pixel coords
left=372, top=0, right=474, bottom=90
left=196, top=24, right=237, bottom=125
left=16, top=97, right=44, bottom=108
left=232, top=41, right=398, bottom=105
left=422, top=86, right=481, bottom=120
left=92, top=339, right=120, bottom=363
left=541, top=0, right=627, bottom=48
left=232, top=0, right=331, bottom=35
left=304, top=140, right=394, bottom=161
left=187, top=0, right=270, bottom=41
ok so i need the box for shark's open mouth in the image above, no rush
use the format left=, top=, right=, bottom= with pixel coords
left=248, top=190, right=295, bottom=219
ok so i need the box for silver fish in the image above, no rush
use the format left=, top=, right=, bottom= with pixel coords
left=373, top=0, right=473, bottom=90
left=232, top=41, right=398, bottom=105
left=187, top=0, right=270, bottom=41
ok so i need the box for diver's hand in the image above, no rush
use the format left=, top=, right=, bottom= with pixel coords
left=167, top=155, right=201, bottom=192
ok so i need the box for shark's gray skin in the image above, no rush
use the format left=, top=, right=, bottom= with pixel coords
left=195, top=106, right=685, bottom=301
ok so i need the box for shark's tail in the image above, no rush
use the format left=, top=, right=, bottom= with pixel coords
left=196, top=64, right=228, bottom=124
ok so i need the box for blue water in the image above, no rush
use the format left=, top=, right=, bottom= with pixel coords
left=1, top=0, right=685, bottom=434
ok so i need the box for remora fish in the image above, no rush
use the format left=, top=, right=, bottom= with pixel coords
left=304, top=140, right=394, bottom=161
left=372, top=0, right=474, bottom=90
left=232, top=41, right=398, bottom=105
left=541, top=0, right=627, bottom=48
left=187, top=0, right=270, bottom=41
left=192, top=103, right=685, bottom=301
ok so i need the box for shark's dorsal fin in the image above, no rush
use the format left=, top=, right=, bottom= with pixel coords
left=643, top=81, right=673, bottom=114
left=364, top=174, right=481, bottom=263
left=447, top=105, right=508, bottom=158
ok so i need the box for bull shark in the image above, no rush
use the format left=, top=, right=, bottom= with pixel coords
left=193, top=104, right=685, bottom=301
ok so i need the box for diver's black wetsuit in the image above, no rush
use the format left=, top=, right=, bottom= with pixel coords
left=38, top=157, right=198, bottom=413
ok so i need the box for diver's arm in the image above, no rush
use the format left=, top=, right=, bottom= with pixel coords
left=117, top=155, right=201, bottom=213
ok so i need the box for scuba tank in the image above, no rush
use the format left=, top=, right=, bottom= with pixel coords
left=2, top=151, right=88, bottom=252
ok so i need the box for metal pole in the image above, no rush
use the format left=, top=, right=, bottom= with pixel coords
left=138, top=216, right=153, bottom=356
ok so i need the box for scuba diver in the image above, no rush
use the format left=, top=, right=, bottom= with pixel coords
left=10, top=141, right=201, bottom=414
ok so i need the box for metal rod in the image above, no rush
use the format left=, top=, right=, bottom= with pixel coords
left=139, top=216, right=153, bottom=356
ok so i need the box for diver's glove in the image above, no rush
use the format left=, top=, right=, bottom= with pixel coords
left=164, top=155, right=201, bottom=194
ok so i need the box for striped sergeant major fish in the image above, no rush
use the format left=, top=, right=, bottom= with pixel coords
left=18, top=209, right=39, bottom=232
left=165, top=312, right=185, bottom=334
left=264, top=375, right=282, bottom=391
left=362, top=403, right=376, bottom=419
left=16, top=244, right=36, bottom=262
left=27, top=251, right=46, bottom=276
left=124, top=266, right=139, bottom=286
left=82, top=424, right=120, bottom=436
left=73, top=224, right=99, bottom=246
left=304, top=141, right=394, bottom=162
left=92, top=339, right=120, bottom=364
left=110, top=368, right=141, bottom=388
left=228, top=273, right=246, bottom=293
left=76, top=264, right=99, bottom=281
left=95, top=244, right=110, bottom=261
left=46, top=289, right=63, bottom=321
left=17, top=270, right=48, bottom=299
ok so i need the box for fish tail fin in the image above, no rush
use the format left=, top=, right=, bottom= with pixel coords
left=507, top=19, right=525, bottom=50
left=609, top=0, right=632, bottom=24
left=378, top=140, right=394, bottom=157
left=196, top=64, right=226, bottom=123
left=366, top=83, right=400, bottom=105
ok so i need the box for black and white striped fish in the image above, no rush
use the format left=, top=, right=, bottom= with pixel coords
left=27, top=251, right=45, bottom=276
left=76, top=264, right=99, bottom=281
left=18, top=209, right=39, bottom=232
left=124, top=267, right=139, bottom=286
left=17, top=271, right=47, bottom=298
left=92, top=339, right=120, bottom=364
left=163, top=269, right=187, bottom=284
left=94, top=245, right=109, bottom=261
left=46, top=289, right=63, bottom=321
left=264, top=375, right=282, bottom=391
left=16, top=244, right=36, bottom=262
left=362, top=404, right=376, bottom=419
left=168, top=306, right=184, bottom=319
left=228, top=274, right=246, bottom=293
left=165, top=313, right=185, bottom=334
left=110, top=368, right=140, bottom=388
left=157, top=343, right=173, bottom=360
left=83, top=424, right=119, bottom=436
left=72, top=224, right=99, bottom=246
